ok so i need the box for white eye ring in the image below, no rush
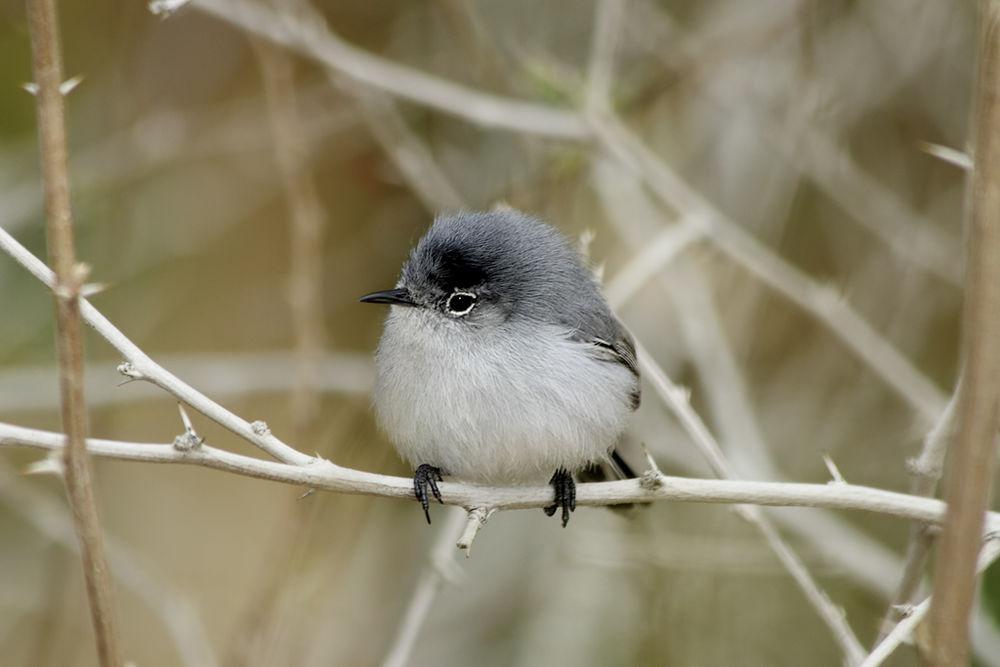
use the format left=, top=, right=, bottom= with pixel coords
left=446, top=291, right=477, bottom=316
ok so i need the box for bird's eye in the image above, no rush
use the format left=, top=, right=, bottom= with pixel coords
left=446, top=292, right=477, bottom=316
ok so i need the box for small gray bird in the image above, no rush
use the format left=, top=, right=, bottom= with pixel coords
left=360, top=209, right=640, bottom=526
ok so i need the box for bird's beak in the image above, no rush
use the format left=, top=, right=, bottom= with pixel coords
left=359, top=287, right=419, bottom=307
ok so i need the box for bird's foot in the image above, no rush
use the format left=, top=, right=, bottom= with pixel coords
left=413, top=464, right=444, bottom=524
left=544, top=467, right=576, bottom=527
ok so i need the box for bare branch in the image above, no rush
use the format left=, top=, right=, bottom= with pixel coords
left=0, top=224, right=315, bottom=467
left=455, top=507, right=494, bottom=555
left=865, top=539, right=1000, bottom=666
left=875, top=385, right=959, bottom=642
left=589, top=111, right=948, bottom=421
left=26, top=0, right=122, bottom=663
left=928, top=6, right=1000, bottom=663
left=635, top=342, right=866, bottom=664
left=5, top=422, right=999, bottom=531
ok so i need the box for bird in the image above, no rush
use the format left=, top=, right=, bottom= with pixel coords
left=360, top=209, right=640, bottom=527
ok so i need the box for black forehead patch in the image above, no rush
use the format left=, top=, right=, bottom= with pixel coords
left=429, top=246, right=489, bottom=289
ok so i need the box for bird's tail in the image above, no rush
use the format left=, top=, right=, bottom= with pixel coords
left=580, top=446, right=647, bottom=513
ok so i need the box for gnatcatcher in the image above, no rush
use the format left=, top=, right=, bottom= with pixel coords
left=360, top=209, right=640, bottom=526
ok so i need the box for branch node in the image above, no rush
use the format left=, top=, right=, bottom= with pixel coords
left=639, top=442, right=665, bottom=489
left=822, top=452, right=847, bottom=485
left=906, top=455, right=943, bottom=480
left=172, top=403, right=203, bottom=451
left=456, top=507, right=494, bottom=556
left=250, top=420, right=271, bottom=436
left=116, top=361, right=146, bottom=381
left=892, top=603, right=915, bottom=619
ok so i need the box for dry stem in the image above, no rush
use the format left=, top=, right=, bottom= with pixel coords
left=927, top=5, right=1000, bottom=663
left=26, top=0, right=122, bottom=664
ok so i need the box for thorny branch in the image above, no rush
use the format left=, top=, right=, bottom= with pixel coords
left=3, top=421, right=1000, bottom=533
left=26, top=0, right=122, bottom=664
left=928, top=4, right=1000, bottom=663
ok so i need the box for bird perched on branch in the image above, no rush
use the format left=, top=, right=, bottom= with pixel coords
left=360, top=209, right=640, bottom=526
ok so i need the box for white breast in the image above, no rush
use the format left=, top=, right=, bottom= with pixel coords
left=373, top=308, right=636, bottom=484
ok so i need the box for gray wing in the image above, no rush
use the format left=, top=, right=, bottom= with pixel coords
left=586, top=321, right=641, bottom=411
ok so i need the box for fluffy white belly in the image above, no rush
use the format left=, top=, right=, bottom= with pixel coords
left=373, top=309, right=635, bottom=484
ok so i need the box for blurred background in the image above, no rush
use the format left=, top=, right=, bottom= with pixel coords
left=0, top=0, right=994, bottom=665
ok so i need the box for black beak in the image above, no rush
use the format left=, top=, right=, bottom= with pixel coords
left=359, top=287, right=418, bottom=307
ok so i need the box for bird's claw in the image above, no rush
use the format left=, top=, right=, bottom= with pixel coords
left=544, top=467, right=576, bottom=527
left=414, top=464, right=444, bottom=524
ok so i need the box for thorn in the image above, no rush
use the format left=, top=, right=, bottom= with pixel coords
left=80, top=282, right=108, bottom=298
left=177, top=402, right=195, bottom=432
left=298, top=488, right=316, bottom=500
left=60, top=75, right=83, bottom=95
left=822, top=452, right=846, bottom=484
left=639, top=442, right=664, bottom=489
left=23, top=450, right=64, bottom=477
left=117, top=361, right=144, bottom=381
left=21, top=75, right=84, bottom=96
left=148, top=0, right=191, bottom=16
left=172, top=403, right=203, bottom=451
left=918, top=141, right=972, bottom=171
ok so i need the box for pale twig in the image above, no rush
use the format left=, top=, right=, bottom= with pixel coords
left=189, top=0, right=588, bottom=139
left=583, top=19, right=862, bottom=652
left=0, top=224, right=314, bottom=467
left=864, top=539, right=1000, bottom=667
left=381, top=508, right=467, bottom=667
left=456, top=507, right=494, bottom=556
left=594, top=153, right=998, bottom=662
left=919, top=141, right=973, bottom=171
left=603, top=214, right=705, bottom=306
left=26, top=0, right=122, bottom=664
left=928, top=7, right=1000, bottom=663
left=875, top=386, right=960, bottom=641
left=589, top=110, right=947, bottom=421
left=7, top=421, right=1000, bottom=529
left=595, top=142, right=869, bottom=657
left=634, top=342, right=866, bottom=664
